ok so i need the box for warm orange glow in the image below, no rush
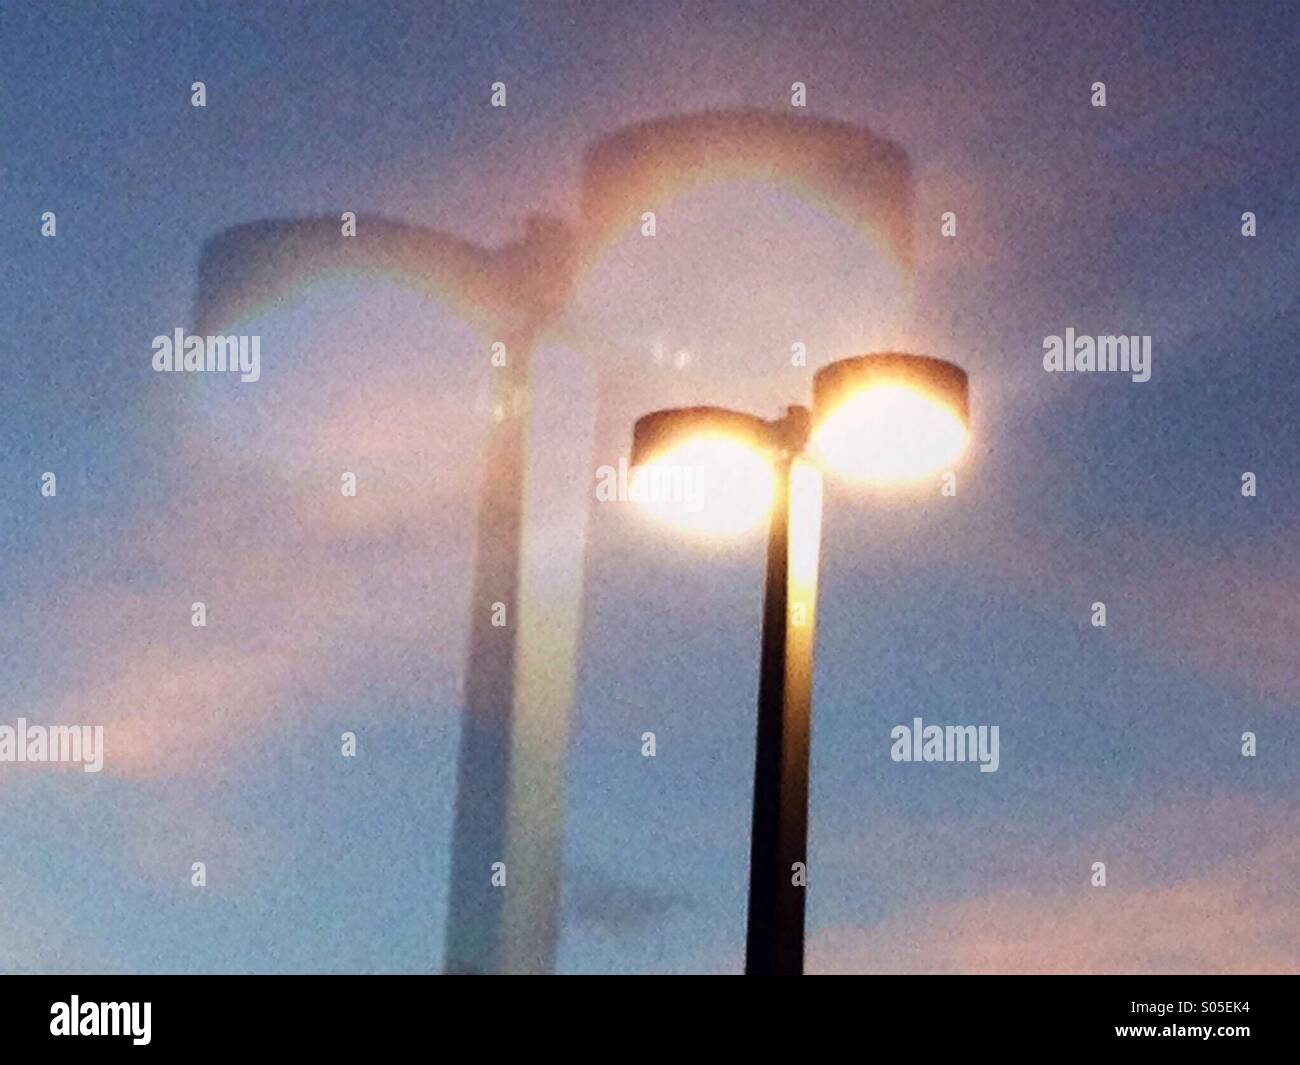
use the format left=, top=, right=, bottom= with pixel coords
left=632, top=432, right=776, bottom=538
left=810, top=384, right=968, bottom=484
left=784, top=458, right=823, bottom=713
left=787, top=459, right=823, bottom=592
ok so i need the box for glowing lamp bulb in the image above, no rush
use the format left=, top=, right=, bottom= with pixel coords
left=811, top=354, right=970, bottom=485
left=633, top=431, right=777, bottom=538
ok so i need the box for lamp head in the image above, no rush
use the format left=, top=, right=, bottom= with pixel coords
left=810, top=353, right=969, bottom=484
left=628, top=407, right=779, bottom=537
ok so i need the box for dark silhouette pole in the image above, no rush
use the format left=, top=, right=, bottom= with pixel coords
left=745, top=407, right=814, bottom=976
left=632, top=360, right=966, bottom=977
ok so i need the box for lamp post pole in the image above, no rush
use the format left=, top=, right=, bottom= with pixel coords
left=745, top=407, right=816, bottom=976
left=631, top=354, right=968, bottom=977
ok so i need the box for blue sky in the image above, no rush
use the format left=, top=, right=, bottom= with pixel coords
left=2, top=0, right=1297, bottom=973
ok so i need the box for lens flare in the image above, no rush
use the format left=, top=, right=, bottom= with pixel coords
left=784, top=458, right=822, bottom=729
left=810, top=384, right=968, bottom=484
left=633, top=432, right=776, bottom=538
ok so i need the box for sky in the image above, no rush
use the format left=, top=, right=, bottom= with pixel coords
left=1, top=0, right=1297, bottom=973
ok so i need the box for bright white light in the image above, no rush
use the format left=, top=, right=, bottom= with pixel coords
left=811, top=384, right=968, bottom=484
left=633, top=432, right=776, bottom=538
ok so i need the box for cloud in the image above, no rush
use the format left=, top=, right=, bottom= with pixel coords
left=1015, top=528, right=1300, bottom=707
left=878, top=511, right=1300, bottom=708
left=565, top=863, right=694, bottom=935
left=810, top=797, right=1300, bottom=974
left=13, top=454, right=480, bottom=780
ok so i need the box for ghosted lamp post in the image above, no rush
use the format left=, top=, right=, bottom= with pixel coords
left=629, top=353, right=970, bottom=975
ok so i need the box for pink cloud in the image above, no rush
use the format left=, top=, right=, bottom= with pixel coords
left=24, top=462, right=478, bottom=779
left=811, top=798, right=1300, bottom=974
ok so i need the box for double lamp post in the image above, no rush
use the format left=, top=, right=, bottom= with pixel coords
left=628, top=352, right=971, bottom=975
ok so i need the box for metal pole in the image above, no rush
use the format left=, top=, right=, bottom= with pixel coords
left=446, top=218, right=578, bottom=974
left=444, top=326, right=533, bottom=974
left=745, top=424, right=817, bottom=974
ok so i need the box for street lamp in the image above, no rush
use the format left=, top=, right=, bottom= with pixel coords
left=629, top=352, right=970, bottom=975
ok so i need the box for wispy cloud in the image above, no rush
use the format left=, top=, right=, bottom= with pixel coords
left=811, top=796, right=1300, bottom=974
